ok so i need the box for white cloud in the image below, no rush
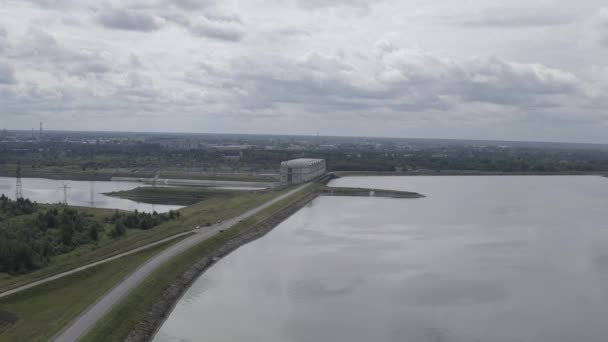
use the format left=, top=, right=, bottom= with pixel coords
left=0, top=62, right=16, bottom=84
left=15, top=29, right=114, bottom=77
left=23, top=0, right=74, bottom=8
left=170, top=0, right=217, bottom=10
left=97, top=8, right=164, bottom=31
left=448, top=5, right=573, bottom=27
left=294, top=0, right=372, bottom=10
left=0, top=26, right=7, bottom=52
left=592, top=7, right=608, bottom=46
left=2, top=0, right=608, bottom=141
left=188, top=15, right=244, bottom=41
left=180, top=43, right=588, bottom=125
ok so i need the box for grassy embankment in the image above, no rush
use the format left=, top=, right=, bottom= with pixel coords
left=82, top=185, right=315, bottom=342
left=156, top=170, right=276, bottom=183
left=0, top=188, right=288, bottom=293
left=0, top=238, right=183, bottom=342
left=0, top=164, right=134, bottom=181
left=0, top=186, right=293, bottom=341
left=319, top=185, right=424, bottom=198
left=0, top=164, right=276, bottom=182
left=105, top=186, right=240, bottom=205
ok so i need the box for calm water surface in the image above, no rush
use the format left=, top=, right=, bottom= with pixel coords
left=0, top=177, right=183, bottom=213
left=155, top=176, right=608, bottom=342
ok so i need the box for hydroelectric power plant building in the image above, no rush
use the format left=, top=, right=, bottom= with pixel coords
left=280, top=159, right=326, bottom=184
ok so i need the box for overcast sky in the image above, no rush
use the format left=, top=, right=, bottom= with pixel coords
left=1, top=0, right=608, bottom=142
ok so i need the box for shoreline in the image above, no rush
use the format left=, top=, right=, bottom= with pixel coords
left=123, top=182, right=425, bottom=341
left=320, top=186, right=425, bottom=198
left=124, top=191, right=320, bottom=342
left=334, top=171, right=607, bottom=177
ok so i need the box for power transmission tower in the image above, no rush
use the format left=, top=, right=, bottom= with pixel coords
left=61, top=183, right=71, bottom=205
left=15, top=162, right=23, bottom=199
left=153, top=169, right=160, bottom=187
left=90, top=181, right=95, bottom=207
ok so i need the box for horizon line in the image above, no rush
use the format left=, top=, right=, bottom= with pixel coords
left=2, top=128, right=607, bottom=146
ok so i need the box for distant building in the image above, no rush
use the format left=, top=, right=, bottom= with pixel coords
left=280, top=158, right=326, bottom=184
left=159, top=139, right=202, bottom=150
left=210, top=144, right=252, bottom=151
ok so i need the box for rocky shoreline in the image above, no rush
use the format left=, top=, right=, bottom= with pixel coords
left=124, top=191, right=319, bottom=342
left=320, top=187, right=425, bottom=198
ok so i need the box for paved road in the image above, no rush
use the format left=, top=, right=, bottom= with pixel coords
left=0, top=230, right=196, bottom=299
left=53, top=183, right=310, bottom=342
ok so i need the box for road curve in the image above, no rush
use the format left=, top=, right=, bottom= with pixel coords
left=53, top=183, right=310, bottom=342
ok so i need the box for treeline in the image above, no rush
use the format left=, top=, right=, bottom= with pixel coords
left=5, top=138, right=608, bottom=174
left=0, top=205, right=101, bottom=274
left=0, top=196, right=180, bottom=274
left=106, top=210, right=180, bottom=238
left=0, top=195, right=37, bottom=220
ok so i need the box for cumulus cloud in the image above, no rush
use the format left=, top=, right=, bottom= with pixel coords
left=592, top=8, right=608, bottom=47
left=129, top=54, right=143, bottom=69
left=448, top=5, right=572, bottom=27
left=377, top=46, right=581, bottom=107
left=188, top=15, right=244, bottom=41
left=0, top=26, right=7, bottom=52
left=183, top=43, right=586, bottom=121
left=0, top=63, right=16, bottom=84
left=117, top=71, right=160, bottom=99
left=161, top=4, right=245, bottom=41
left=17, top=29, right=114, bottom=77
left=23, top=0, right=73, bottom=8
left=97, top=8, right=163, bottom=31
left=294, top=0, right=371, bottom=10
left=3, top=0, right=608, bottom=140
left=170, top=0, right=216, bottom=10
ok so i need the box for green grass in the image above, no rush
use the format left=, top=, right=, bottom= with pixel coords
left=82, top=185, right=313, bottom=342
left=0, top=164, right=132, bottom=181
left=0, top=322, right=10, bottom=336
left=155, top=170, right=276, bottom=183
left=319, top=185, right=424, bottom=198
left=0, top=238, right=183, bottom=342
left=105, top=186, right=238, bottom=205
left=0, top=188, right=288, bottom=293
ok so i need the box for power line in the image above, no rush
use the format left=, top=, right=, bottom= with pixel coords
left=90, top=181, right=95, bottom=207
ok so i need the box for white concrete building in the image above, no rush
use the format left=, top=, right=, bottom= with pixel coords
left=280, top=158, right=326, bottom=184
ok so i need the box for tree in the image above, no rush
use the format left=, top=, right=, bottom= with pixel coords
left=89, top=225, right=99, bottom=242
left=60, top=223, right=74, bottom=246
left=110, top=222, right=126, bottom=238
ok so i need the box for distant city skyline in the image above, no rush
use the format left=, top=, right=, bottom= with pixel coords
left=6, top=127, right=608, bottom=146
left=1, top=0, right=608, bottom=143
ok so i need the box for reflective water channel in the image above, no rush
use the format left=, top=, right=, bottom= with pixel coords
left=0, top=177, right=183, bottom=213
left=155, top=176, right=608, bottom=342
